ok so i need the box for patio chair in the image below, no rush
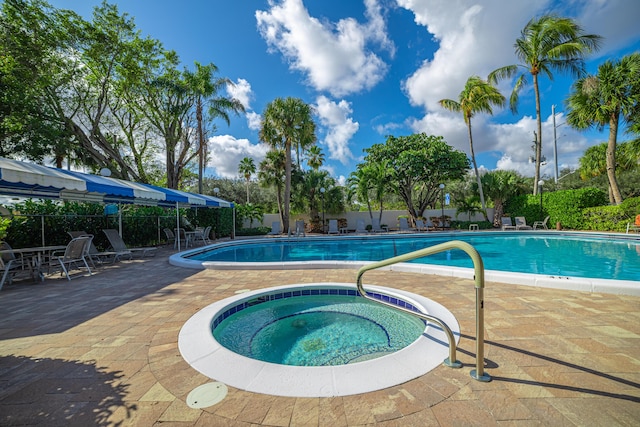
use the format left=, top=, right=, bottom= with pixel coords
left=328, top=219, right=340, bottom=234
left=163, top=228, right=176, bottom=248
left=625, top=215, right=640, bottom=234
left=501, top=217, right=516, bottom=230
left=267, top=222, right=281, bottom=235
left=371, top=218, right=388, bottom=233
left=49, top=235, right=93, bottom=280
left=355, top=219, right=367, bottom=234
left=398, top=218, right=415, bottom=233
left=0, top=242, right=30, bottom=290
left=533, top=216, right=550, bottom=230
left=514, top=216, right=533, bottom=230
left=68, top=231, right=118, bottom=265
left=294, top=220, right=306, bottom=237
left=415, top=219, right=428, bottom=232
left=202, top=226, right=212, bottom=244
left=103, top=229, right=157, bottom=258
left=191, top=227, right=210, bottom=246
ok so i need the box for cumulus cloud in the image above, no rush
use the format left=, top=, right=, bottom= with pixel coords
left=315, top=95, right=358, bottom=164
left=227, top=78, right=263, bottom=131
left=256, top=0, right=393, bottom=97
left=207, top=135, right=270, bottom=179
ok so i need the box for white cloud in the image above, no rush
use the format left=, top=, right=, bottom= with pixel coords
left=256, top=0, right=393, bottom=97
left=207, top=135, right=270, bottom=179
left=315, top=95, right=358, bottom=164
left=227, top=78, right=253, bottom=110
left=246, top=111, right=262, bottom=131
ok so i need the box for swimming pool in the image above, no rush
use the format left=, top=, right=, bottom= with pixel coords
left=170, top=231, right=640, bottom=295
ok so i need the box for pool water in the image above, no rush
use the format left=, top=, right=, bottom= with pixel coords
left=188, top=233, right=640, bottom=282
left=212, top=294, right=425, bottom=366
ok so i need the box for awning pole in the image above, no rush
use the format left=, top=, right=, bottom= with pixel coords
left=176, top=202, right=180, bottom=251
left=118, top=204, right=122, bottom=236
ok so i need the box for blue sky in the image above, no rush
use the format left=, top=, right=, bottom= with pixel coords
left=48, top=0, right=640, bottom=185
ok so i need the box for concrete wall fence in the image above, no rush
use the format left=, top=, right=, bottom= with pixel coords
left=250, top=209, right=493, bottom=231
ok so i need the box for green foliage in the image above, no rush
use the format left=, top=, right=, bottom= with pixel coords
left=505, top=187, right=608, bottom=230
left=450, top=220, right=493, bottom=230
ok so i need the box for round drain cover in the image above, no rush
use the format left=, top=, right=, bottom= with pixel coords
left=186, top=382, right=228, bottom=409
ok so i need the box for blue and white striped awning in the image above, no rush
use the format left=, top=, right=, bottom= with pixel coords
left=0, top=157, right=233, bottom=208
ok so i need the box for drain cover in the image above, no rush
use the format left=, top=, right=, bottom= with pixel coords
left=186, top=382, right=228, bottom=409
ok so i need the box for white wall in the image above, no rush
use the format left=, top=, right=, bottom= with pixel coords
left=256, top=209, right=492, bottom=231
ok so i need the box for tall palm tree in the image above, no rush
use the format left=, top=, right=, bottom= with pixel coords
left=439, top=76, right=505, bottom=220
left=238, top=156, right=256, bottom=203
left=481, top=170, right=526, bottom=227
left=258, top=149, right=286, bottom=225
left=306, top=145, right=325, bottom=170
left=259, top=97, right=316, bottom=233
left=565, top=53, right=640, bottom=204
left=489, top=14, right=602, bottom=196
left=184, top=62, right=245, bottom=193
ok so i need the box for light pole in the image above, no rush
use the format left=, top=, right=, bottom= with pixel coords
left=320, top=187, right=326, bottom=233
left=439, top=183, right=445, bottom=230
left=537, top=180, right=544, bottom=221
left=213, top=187, right=220, bottom=237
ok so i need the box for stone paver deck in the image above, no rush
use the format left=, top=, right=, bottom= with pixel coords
left=0, top=246, right=639, bottom=426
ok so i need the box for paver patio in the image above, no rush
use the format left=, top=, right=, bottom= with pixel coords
left=0, top=246, right=638, bottom=426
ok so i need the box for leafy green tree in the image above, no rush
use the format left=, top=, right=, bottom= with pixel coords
left=481, top=170, right=527, bottom=226
left=489, top=14, right=602, bottom=195
left=184, top=61, right=245, bottom=193
left=565, top=53, right=640, bottom=204
left=306, top=145, right=325, bottom=170
left=238, top=157, right=256, bottom=203
left=364, top=133, right=469, bottom=221
left=258, top=149, right=286, bottom=222
left=259, top=97, right=316, bottom=232
left=439, top=75, right=505, bottom=219
left=348, top=161, right=393, bottom=222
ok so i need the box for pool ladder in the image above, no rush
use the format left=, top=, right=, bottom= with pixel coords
left=356, top=240, right=491, bottom=382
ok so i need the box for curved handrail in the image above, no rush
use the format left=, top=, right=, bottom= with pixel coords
left=356, top=240, right=490, bottom=382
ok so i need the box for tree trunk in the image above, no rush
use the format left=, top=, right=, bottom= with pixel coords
left=533, top=73, right=542, bottom=196
left=197, top=97, right=204, bottom=194
left=283, top=140, right=292, bottom=233
left=606, top=114, right=623, bottom=204
left=467, top=119, right=488, bottom=220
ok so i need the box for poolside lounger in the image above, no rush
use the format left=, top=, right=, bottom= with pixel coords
left=371, top=218, right=388, bottom=233
left=49, top=236, right=94, bottom=280
left=267, top=222, right=281, bottom=235
left=533, top=216, right=550, bottom=230
left=103, top=229, right=157, bottom=258
left=398, top=218, right=416, bottom=233
left=514, top=217, right=533, bottom=230
left=355, top=219, right=367, bottom=234
left=68, top=231, right=119, bottom=265
left=415, top=219, right=428, bottom=232
left=294, top=220, right=306, bottom=237
left=328, top=219, right=340, bottom=234
left=501, top=217, right=516, bottom=230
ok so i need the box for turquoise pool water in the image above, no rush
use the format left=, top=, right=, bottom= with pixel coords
left=212, top=293, right=425, bottom=366
left=186, top=232, right=640, bottom=282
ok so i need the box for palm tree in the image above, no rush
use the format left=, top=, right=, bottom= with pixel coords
left=489, top=15, right=602, bottom=196
left=259, top=97, right=316, bottom=233
left=306, top=145, right=325, bottom=170
left=439, top=76, right=505, bottom=220
left=258, top=149, right=286, bottom=225
left=481, top=170, right=526, bottom=227
left=184, top=62, right=245, bottom=193
left=238, top=157, right=256, bottom=203
left=565, top=53, right=640, bottom=205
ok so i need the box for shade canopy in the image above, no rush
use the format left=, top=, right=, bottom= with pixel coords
left=0, top=157, right=232, bottom=208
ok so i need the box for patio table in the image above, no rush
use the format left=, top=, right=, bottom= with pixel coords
left=0, top=245, right=66, bottom=282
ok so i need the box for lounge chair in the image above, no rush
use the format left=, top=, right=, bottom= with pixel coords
left=49, top=235, right=93, bottom=280
left=501, top=217, right=516, bottom=230
left=294, top=220, right=305, bottom=237
left=68, top=231, right=119, bottom=265
left=327, top=219, right=340, bottom=234
left=371, top=218, right=388, bottom=232
left=514, top=216, right=533, bottom=230
left=625, top=215, right=640, bottom=234
left=533, top=216, right=550, bottom=230
left=163, top=228, right=176, bottom=247
left=398, top=218, right=415, bottom=233
left=103, top=229, right=157, bottom=258
left=267, top=222, right=281, bottom=235
left=355, top=219, right=367, bottom=234
left=415, top=219, right=428, bottom=232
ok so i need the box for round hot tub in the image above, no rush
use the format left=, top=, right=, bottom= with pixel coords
left=178, top=283, right=459, bottom=397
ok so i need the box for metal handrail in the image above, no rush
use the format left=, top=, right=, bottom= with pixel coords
left=356, top=240, right=491, bottom=382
